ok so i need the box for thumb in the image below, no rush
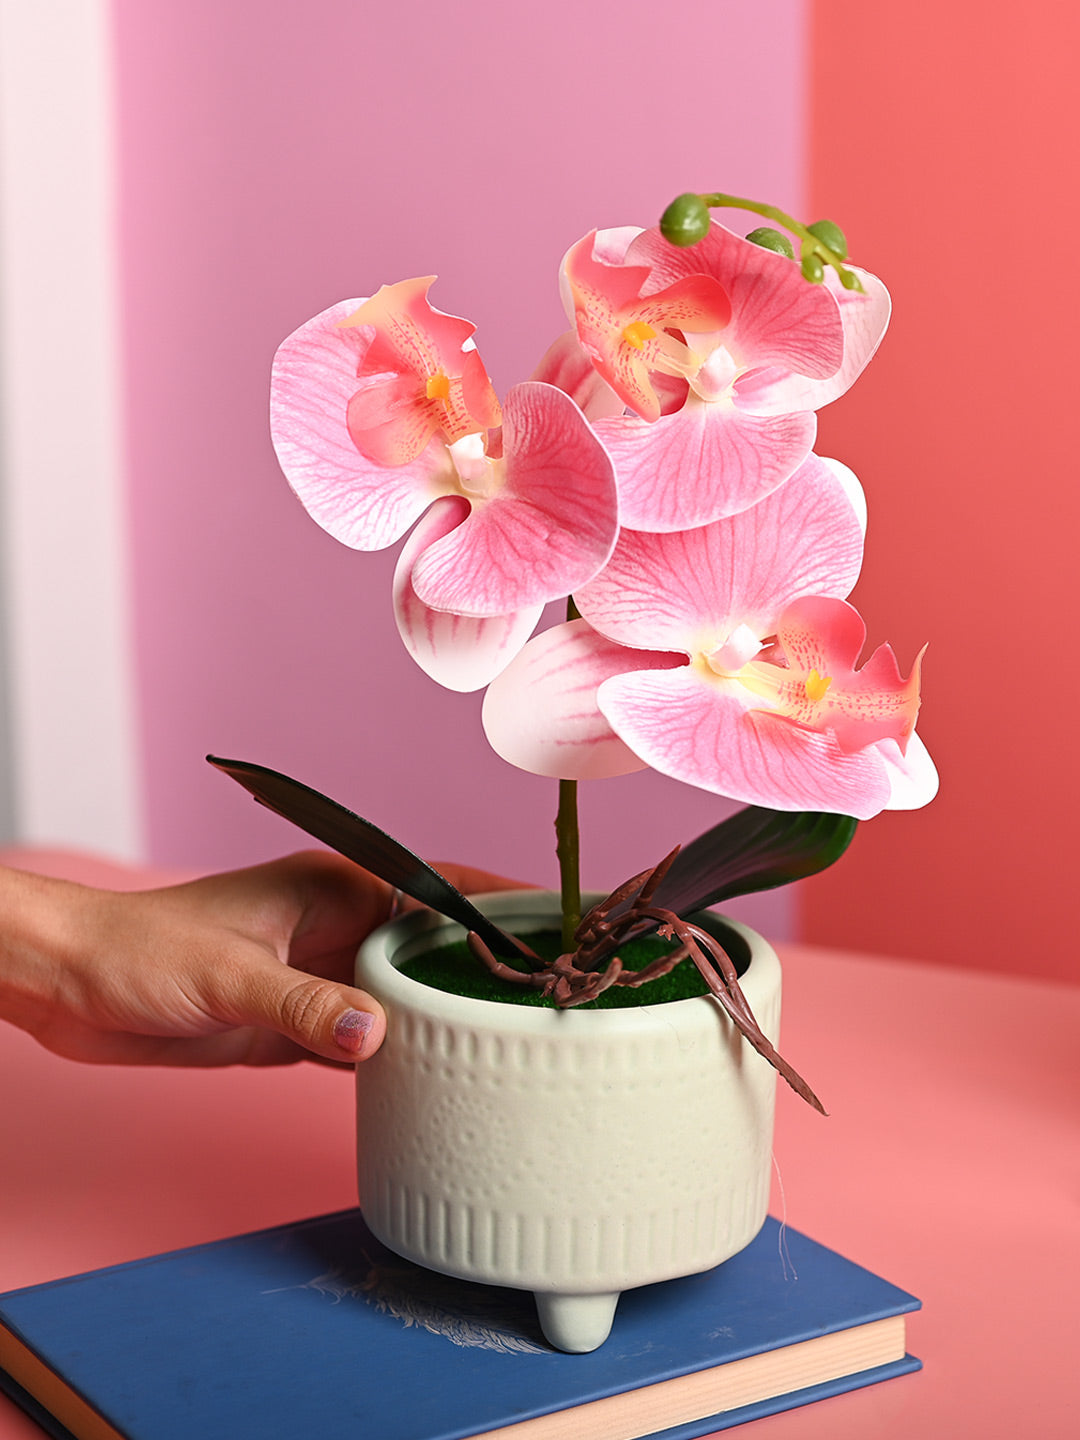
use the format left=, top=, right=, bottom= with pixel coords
left=221, top=962, right=387, bottom=1064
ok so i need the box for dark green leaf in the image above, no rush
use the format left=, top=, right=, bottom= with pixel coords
left=206, top=756, right=532, bottom=959
left=651, top=807, right=858, bottom=917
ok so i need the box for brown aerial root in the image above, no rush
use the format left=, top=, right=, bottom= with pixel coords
left=465, top=850, right=826, bottom=1114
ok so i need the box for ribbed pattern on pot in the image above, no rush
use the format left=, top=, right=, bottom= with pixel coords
left=361, top=1171, right=773, bottom=1292
left=355, top=986, right=779, bottom=1293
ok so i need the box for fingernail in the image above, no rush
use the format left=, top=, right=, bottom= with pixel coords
left=333, top=1008, right=375, bottom=1055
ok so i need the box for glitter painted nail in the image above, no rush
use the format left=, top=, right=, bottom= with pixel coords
left=333, top=1008, right=375, bottom=1055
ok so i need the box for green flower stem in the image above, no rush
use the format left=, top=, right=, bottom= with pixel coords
left=698, top=192, right=863, bottom=291
left=556, top=593, right=583, bottom=951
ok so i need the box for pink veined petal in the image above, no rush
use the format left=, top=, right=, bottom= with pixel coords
left=340, top=278, right=500, bottom=419
left=564, top=231, right=660, bottom=318
left=393, top=497, right=543, bottom=691
left=562, top=232, right=732, bottom=422
left=627, top=223, right=844, bottom=379
left=558, top=227, right=643, bottom=326
left=338, top=278, right=501, bottom=454
left=575, top=452, right=865, bottom=653
left=410, top=382, right=618, bottom=617
left=270, top=299, right=453, bottom=550
left=879, top=732, right=939, bottom=810
left=339, top=277, right=456, bottom=370
left=742, top=710, right=893, bottom=818
left=732, top=265, right=891, bottom=415
left=597, top=666, right=893, bottom=818
left=345, top=372, right=443, bottom=467
left=821, top=636, right=924, bottom=754
left=459, top=346, right=504, bottom=431
left=482, top=620, right=682, bottom=779
left=742, top=597, right=925, bottom=755
left=652, top=369, right=691, bottom=415
left=590, top=227, right=643, bottom=265
left=594, top=394, right=816, bottom=531
left=825, top=265, right=891, bottom=397
left=530, top=331, right=626, bottom=421
left=820, top=457, right=866, bottom=536
left=342, top=370, right=415, bottom=432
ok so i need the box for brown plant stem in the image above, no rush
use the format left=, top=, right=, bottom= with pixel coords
left=555, top=593, right=584, bottom=952
left=556, top=779, right=581, bottom=952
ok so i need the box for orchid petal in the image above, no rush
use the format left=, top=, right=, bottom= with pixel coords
left=270, top=299, right=453, bottom=550
left=575, top=453, right=865, bottom=653
left=410, top=382, right=618, bottom=616
left=460, top=347, right=503, bottom=430
left=821, top=457, right=867, bottom=536
left=739, top=597, right=924, bottom=754
left=340, top=277, right=465, bottom=371
left=339, top=277, right=501, bottom=451
left=530, top=330, right=626, bottom=421
left=731, top=265, right=891, bottom=415
left=597, top=666, right=893, bottom=819
left=562, top=232, right=732, bottom=422
left=558, top=227, right=642, bottom=328
left=590, top=227, right=643, bottom=266
left=594, top=395, right=816, bottom=531
left=627, top=223, right=844, bottom=379
left=345, top=371, right=444, bottom=467
left=482, top=619, right=681, bottom=779
left=394, top=497, right=542, bottom=691
left=880, top=732, right=939, bottom=810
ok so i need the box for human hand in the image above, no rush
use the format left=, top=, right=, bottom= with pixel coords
left=0, top=852, right=521, bottom=1067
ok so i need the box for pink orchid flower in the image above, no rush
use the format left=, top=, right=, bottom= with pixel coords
left=335, top=276, right=503, bottom=466
left=560, top=230, right=733, bottom=423
left=556, top=223, right=890, bottom=533
left=482, top=455, right=936, bottom=819
left=270, top=284, right=619, bottom=691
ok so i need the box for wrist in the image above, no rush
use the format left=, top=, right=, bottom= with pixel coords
left=0, top=867, right=97, bottom=1035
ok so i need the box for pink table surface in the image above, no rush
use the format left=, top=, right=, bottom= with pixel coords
left=1, top=852, right=1078, bottom=1438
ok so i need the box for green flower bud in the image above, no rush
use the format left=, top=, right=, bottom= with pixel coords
left=801, top=252, right=825, bottom=284
left=806, top=219, right=848, bottom=260
left=837, top=266, right=865, bottom=292
left=659, top=193, right=712, bottom=247
left=746, top=226, right=795, bottom=259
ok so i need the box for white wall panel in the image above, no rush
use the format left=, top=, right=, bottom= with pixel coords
left=0, top=0, right=142, bottom=858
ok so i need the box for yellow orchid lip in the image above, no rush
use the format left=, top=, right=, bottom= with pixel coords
left=804, top=669, right=833, bottom=703
left=621, top=320, right=657, bottom=350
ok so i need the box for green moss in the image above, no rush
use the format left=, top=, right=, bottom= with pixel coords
left=398, top=930, right=714, bottom=1009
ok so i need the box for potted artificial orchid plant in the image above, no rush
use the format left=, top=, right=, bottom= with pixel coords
left=212, top=190, right=936, bottom=1352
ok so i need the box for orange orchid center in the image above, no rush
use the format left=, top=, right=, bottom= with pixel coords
left=804, top=669, right=832, bottom=703
left=425, top=371, right=451, bottom=401
left=621, top=320, right=658, bottom=351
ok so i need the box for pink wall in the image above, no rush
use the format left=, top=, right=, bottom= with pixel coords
left=112, top=0, right=810, bottom=929
left=805, top=4, right=1080, bottom=981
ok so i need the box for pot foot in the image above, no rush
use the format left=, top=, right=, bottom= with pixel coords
left=534, top=1291, right=620, bottom=1353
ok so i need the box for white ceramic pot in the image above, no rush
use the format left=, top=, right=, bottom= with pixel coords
left=354, top=891, right=780, bottom=1352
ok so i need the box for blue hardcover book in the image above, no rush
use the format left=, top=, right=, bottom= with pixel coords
left=0, top=1211, right=920, bottom=1440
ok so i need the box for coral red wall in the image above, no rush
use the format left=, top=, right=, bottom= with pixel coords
left=804, top=4, right=1080, bottom=980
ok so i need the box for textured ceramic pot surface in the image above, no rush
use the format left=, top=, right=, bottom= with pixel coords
left=355, top=892, right=781, bottom=1350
